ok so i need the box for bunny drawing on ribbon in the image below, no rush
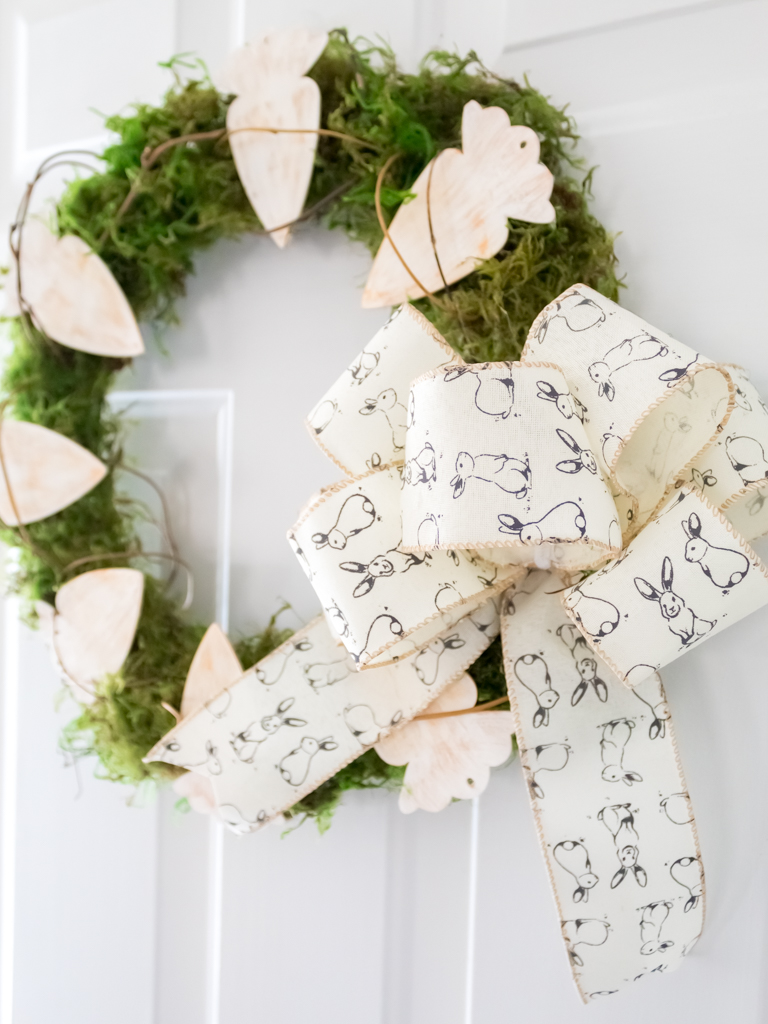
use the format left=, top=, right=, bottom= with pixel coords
left=403, top=442, right=437, bottom=485
left=303, top=658, right=350, bottom=690
left=639, top=902, right=675, bottom=955
left=634, top=557, right=716, bottom=646
left=627, top=670, right=670, bottom=740
left=598, top=804, right=647, bottom=888
left=661, top=793, right=693, bottom=825
left=443, top=365, right=516, bottom=418
left=256, top=638, right=314, bottom=685
left=412, top=633, right=466, bottom=685
left=557, top=623, right=608, bottom=704
left=556, top=429, right=598, bottom=475
left=561, top=919, right=610, bottom=967
left=513, top=653, right=560, bottom=727
left=527, top=742, right=571, bottom=798
left=566, top=588, right=620, bottom=638
left=311, top=493, right=376, bottom=550
left=725, top=435, right=768, bottom=485
left=600, top=719, right=643, bottom=786
left=451, top=451, right=531, bottom=498
left=184, top=740, right=223, bottom=776
left=340, top=546, right=430, bottom=597
left=498, top=501, right=587, bottom=544
left=344, top=704, right=403, bottom=745
left=553, top=840, right=599, bottom=903
left=230, top=697, right=307, bottom=763
left=533, top=292, right=606, bottom=344
left=348, top=348, right=380, bottom=386
left=351, top=613, right=404, bottom=665
left=670, top=856, right=704, bottom=912
left=588, top=333, right=669, bottom=401
left=681, top=512, right=749, bottom=588
left=278, top=736, right=339, bottom=787
left=536, top=380, right=587, bottom=421
left=359, top=388, right=408, bottom=450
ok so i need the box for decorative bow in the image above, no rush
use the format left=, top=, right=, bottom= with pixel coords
left=148, top=287, right=768, bottom=1002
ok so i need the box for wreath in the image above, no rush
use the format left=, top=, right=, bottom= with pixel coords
left=1, top=31, right=618, bottom=827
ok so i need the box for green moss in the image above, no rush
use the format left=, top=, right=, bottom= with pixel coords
left=1, top=31, right=620, bottom=829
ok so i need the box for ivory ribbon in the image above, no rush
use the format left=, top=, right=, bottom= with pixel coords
left=149, top=284, right=768, bottom=1000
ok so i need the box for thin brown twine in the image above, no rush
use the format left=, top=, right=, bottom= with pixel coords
left=414, top=695, right=509, bottom=720
left=104, top=124, right=380, bottom=241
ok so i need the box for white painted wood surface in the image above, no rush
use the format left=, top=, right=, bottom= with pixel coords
left=1, top=1, right=768, bottom=1022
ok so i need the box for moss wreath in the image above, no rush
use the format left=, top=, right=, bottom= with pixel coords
left=1, top=31, right=620, bottom=830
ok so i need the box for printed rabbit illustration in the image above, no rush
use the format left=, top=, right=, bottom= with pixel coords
left=451, top=451, right=531, bottom=498
left=256, top=638, right=313, bottom=685
left=344, top=704, right=403, bottom=745
left=325, top=600, right=350, bottom=638
left=308, top=399, right=337, bottom=435
left=598, top=804, right=647, bottom=888
left=649, top=413, right=692, bottom=482
left=184, top=740, right=222, bottom=776
left=513, top=653, right=560, bottom=728
left=230, top=697, right=307, bottom=763
left=443, top=365, right=516, bottom=418
left=416, top=513, right=440, bottom=547
left=682, top=512, right=749, bottom=588
left=658, top=352, right=699, bottom=386
left=561, top=919, right=610, bottom=967
left=634, top=556, right=715, bottom=646
left=348, top=348, right=379, bottom=386
left=352, top=613, right=404, bottom=665
left=413, top=633, right=466, bottom=685
left=288, top=531, right=313, bottom=580
left=557, top=623, right=608, bottom=704
left=311, top=493, right=376, bottom=550
left=404, top=442, right=437, bottom=485
left=660, top=793, right=692, bottom=825
left=670, top=856, right=703, bottom=912
left=639, top=902, right=675, bottom=955
left=566, top=588, right=620, bottom=638
left=359, top=388, right=408, bottom=450
left=527, top=742, right=571, bottom=798
left=725, top=435, right=768, bottom=485
left=536, top=380, right=586, bottom=421
left=556, top=429, right=597, bottom=475
left=340, top=546, right=430, bottom=597
left=304, top=659, right=350, bottom=690
left=206, top=690, right=232, bottom=719
left=600, top=719, right=643, bottom=786
left=533, top=293, right=605, bottom=344
left=498, top=501, right=586, bottom=543
left=627, top=669, right=669, bottom=740
left=588, top=333, right=669, bottom=401
left=690, top=466, right=717, bottom=491
left=601, top=432, right=622, bottom=467
left=553, top=840, right=599, bottom=903
left=278, top=736, right=339, bottom=787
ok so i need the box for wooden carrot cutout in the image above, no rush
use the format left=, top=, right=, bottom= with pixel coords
left=374, top=674, right=514, bottom=812
left=219, top=28, right=328, bottom=248
left=0, top=419, right=106, bottom=525
left=180, top=623, right=243, bottom=719
left=6, top=220, right=144, bottom=357
left=36, top=568, right=144, bottom=703
left=362, top=100, right=556, bottom=307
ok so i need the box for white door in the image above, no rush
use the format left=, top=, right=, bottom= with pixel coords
left=1, top=2, right=767, bottom=1022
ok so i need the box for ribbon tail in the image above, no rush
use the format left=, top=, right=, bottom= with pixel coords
left=501, top=572, right=705, bottom=1002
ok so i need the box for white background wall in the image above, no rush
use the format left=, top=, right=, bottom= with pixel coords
left=1, top=1, right=768, bottom=1022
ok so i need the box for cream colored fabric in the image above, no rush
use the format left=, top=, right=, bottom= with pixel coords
left=687, top=364, right=768, bottom=541
left=503, top=574, right=703, bottom=1002
left=305, top=303, right=459, bottom=475
left=400, top=361, right=621, bottom=570
left=145, top=609, right=497, bottom=832
left=563, top=488, right=768, bottom=685
left=524, top=285, right=733, bottom=535
left=289, top=466, right=519, bottom=666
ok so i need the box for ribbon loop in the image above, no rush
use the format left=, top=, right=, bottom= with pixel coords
left=288, top=466, right=520, bottom=666
left=563, top=488, right=768, bottom=686
left=401, top=361, right=622, bottom=570
left=305, top=303, right=459, bottom=476
left=525, top=285, right=734, bottom=535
